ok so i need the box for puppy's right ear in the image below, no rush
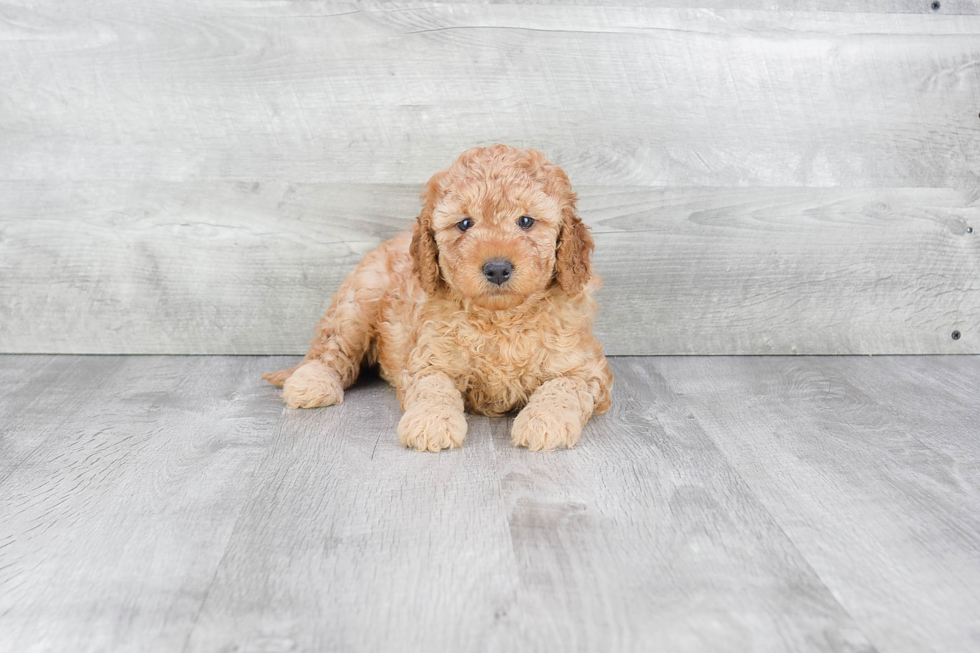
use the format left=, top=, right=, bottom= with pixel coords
left=410, top=170, right=447, bottom=294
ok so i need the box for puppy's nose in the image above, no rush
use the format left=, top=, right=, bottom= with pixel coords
left=482, top=259, right=513, bottom=286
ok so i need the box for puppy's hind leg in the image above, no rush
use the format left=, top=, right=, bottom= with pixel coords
left=262, top=363, right=302, bottom=388
left=263, top=245, right=389, bottom=409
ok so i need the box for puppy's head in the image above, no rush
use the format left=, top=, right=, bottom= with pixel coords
left=410, top=144, right=593, bottom=309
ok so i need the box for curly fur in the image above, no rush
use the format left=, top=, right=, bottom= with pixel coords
left=263, top=144, right=613, bottom=451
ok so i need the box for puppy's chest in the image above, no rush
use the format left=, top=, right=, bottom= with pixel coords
left=445, top=320, right=551, bottom=411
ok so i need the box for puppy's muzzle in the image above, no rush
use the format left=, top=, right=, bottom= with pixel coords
left=482, top=259, right=513, bottom=286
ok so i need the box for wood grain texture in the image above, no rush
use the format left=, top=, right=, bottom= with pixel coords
left=657, top=355, right=980, bottom=653
left=1, top=182, right=977, bottom=355
left=0, top=355, right=886, bottom=652
left=484, top=359, right=874, bottom=653
left=0, top=356, right=125, bottom=482
left=2, top=2, right=979, bottom=355
left=183, top=374, right=523, bottom=653
left=0, top=355, right=290, bottom=652
left=1, top=3, right=979, bottom=187
left=3, top=355, right=979, bottom=650
left=418, top=0, right=980, bottom=12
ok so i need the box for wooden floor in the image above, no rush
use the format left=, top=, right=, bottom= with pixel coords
left=1, top=356, right=978, bottom=652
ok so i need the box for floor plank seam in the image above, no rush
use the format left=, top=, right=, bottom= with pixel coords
left=0, top=356, right=118, bottom=489
left=179, top=367, right=293, bottom=653
left=680, top=405, right=886, bottom=653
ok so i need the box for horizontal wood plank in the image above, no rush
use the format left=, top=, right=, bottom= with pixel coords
left=1, top=181, right=977, bottom=355
left=1, top=3, right=978, bottom=187
left=3, top=2, right=979, bottom=355
left=410, top=0, right=980, bottom=12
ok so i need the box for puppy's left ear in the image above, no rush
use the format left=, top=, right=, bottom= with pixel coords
left=410, top=170, right=448, bottom=294
left=555, top=201, right=594, bottom=296
left=532, top=154, right=592, bottom=296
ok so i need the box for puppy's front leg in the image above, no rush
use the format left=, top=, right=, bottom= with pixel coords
left=397, top=372, right=467, bottom=452
left=512, top=377, right=598, bottom=451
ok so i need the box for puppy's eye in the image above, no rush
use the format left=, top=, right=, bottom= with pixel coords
left=518, top=216, right=535, bottom=230
left=457, top=218, right=474, bottom=232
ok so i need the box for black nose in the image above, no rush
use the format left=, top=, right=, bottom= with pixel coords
left=482, top=259, right=513, bottom=286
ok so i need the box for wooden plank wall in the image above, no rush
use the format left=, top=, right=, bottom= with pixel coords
left=1, top=1, right=978, bottom=355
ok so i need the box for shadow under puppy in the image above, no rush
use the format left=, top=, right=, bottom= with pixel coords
left=264, top=144, right=613, bottom=452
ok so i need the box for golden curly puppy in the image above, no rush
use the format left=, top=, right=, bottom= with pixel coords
left=263, top=144, right=613, bottom=451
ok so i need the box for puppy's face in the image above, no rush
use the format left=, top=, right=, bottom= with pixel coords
left=411, top=145, right=593, bottom=309
left=429, top=177, right=562, bottom=310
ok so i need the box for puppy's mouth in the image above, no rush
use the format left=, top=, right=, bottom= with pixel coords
left=474, top=281, right=532, bottom=310
left=483, top=278, right=527, bottom=299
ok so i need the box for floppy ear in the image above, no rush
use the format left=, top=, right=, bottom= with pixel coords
left=528, top=152, right=593, bottom=295
left=555, top=200, right=594, bottom=296
left=410, top=171, right=447, bottom=294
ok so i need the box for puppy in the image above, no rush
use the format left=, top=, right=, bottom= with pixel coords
left=263, top=144, right=613, bottom=451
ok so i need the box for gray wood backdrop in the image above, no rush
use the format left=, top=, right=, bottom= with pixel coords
left=1, top=1, right=978, bottom=355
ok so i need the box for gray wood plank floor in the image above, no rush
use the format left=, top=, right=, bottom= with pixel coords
left=1, top=355, right=978, bottom=652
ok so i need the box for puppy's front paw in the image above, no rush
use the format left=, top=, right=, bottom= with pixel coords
left=512, top=403, right=583, bottom=451
left=280, top=361, right=343, bottom=409
left=398, top=404, right=467, bottom=452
